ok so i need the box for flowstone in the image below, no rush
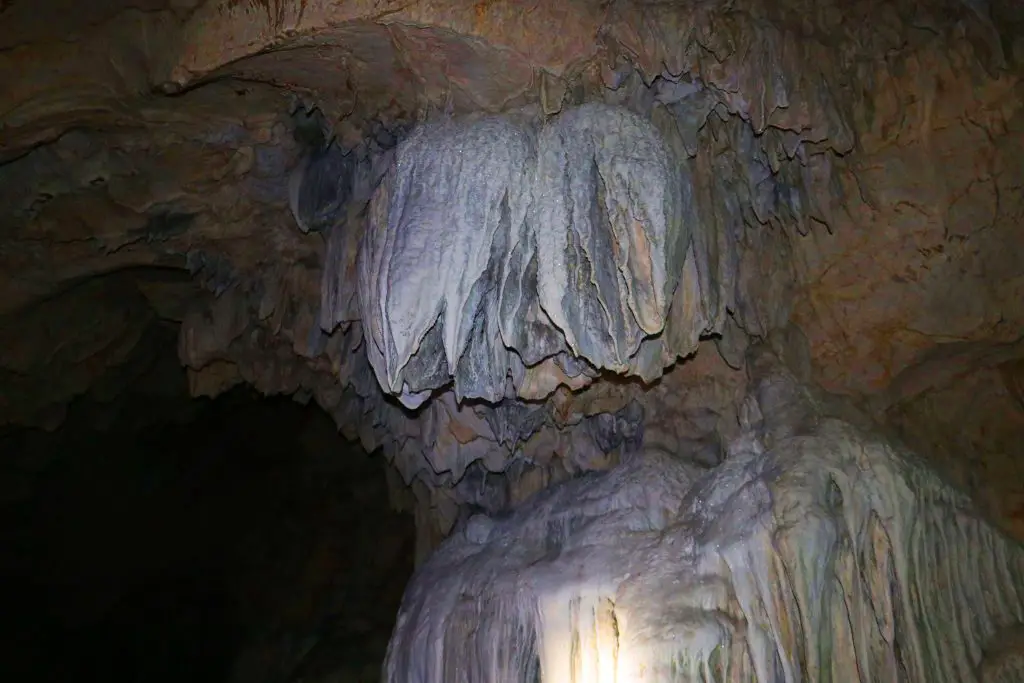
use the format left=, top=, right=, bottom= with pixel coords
left=353, top=103, right=698, bottom=408
left=384, top=363, right=1024, bottom=682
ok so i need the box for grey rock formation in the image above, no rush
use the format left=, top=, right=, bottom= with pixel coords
left=346, top=102, right=782, bottom=408
left=288, top=143, right=356, bottom=235
left=385, top=360, right=1024, bottom=682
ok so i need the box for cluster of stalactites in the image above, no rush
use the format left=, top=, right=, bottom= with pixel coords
left=353, top=103, right=709, bottom=408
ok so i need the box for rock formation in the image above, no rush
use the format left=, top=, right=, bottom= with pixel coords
left=387, top=354, right=1024, bottom=682
left=2, top=0, right=1024, bottom=679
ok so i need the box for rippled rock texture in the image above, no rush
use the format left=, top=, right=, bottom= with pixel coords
left=387, top=359, right=1024, bottom=682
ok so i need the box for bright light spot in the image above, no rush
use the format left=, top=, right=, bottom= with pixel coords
left=537, top=587, right=637, bottom=683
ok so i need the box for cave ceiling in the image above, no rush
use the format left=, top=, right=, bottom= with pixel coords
left=1, top=0, right=1023, bottom=553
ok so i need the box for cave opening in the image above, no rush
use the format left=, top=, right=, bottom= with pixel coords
left=0, top=350, right=415, bottom=683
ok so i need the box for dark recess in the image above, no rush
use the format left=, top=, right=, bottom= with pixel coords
left=0, top=379, right=415, bottom=683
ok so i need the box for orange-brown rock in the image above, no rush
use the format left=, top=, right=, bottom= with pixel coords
left=0, top=0, right=1022, bottom=546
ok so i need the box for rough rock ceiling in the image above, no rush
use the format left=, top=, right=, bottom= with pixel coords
left=1, top=0, right=1023, bottom=560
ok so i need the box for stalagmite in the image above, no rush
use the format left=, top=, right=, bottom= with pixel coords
left=385, top=364, right=1024, bottom=682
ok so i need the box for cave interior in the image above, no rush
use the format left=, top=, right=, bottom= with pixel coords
left=1, top=0, right=1024, bottom=682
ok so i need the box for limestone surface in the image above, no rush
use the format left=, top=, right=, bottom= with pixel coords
left=0, top=2, right=1022, bottom=674
left=387, top=362, right=1024, bottom=682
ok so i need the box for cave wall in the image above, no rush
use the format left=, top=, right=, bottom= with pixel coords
left=0, top=0, right=1022, bottom=560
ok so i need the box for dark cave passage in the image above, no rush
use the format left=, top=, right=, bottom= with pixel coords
left=0, top=375, right=415, bottom=683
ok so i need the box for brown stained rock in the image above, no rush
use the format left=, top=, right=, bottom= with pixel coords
left=188, top=359, right=245, bottom=397
left=791, top=38, right=1024, bottom=396
left=517, top=356, right=595, bottom=401
left=169, top=0, right=606, bottom=87
left=0, top=0, right=1022, bottom=554
left=0, top=273, right=158, bottom=427
left=0, top=9, right=182, bottom=161
left=1, top=1, right=602, bottom=161
left=0, top=81, right=319, bottom=317
left=886, top=363, right=1024, bottom=540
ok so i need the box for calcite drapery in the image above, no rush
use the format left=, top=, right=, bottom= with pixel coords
left=385, top=362, right=1024, bottom=682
